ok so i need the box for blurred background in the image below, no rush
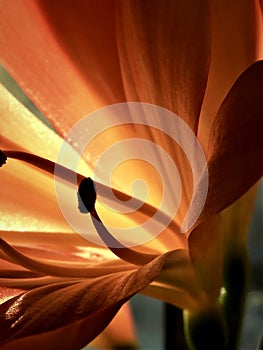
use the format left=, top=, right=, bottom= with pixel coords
left=1, top=66, right=262, bottom=350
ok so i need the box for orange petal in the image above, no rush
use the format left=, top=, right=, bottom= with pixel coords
left=116, top=0, right=212, bottom=133
left=90, top=303, right=137, bottom=349
left=0, top=0, right=125, bottom=135
left=0, top=231, right=114, bottom=262
left=0, top=287, right=25, bottom=304
left=201, top=61, right=263, bottom=222
left=0, top=84, right=61, bottom=159
left=0, top=237, right=133, bottom=279
left=0, top=85, right=72, bottom=231
left=0, top=254, right=166, bottom=348
left=144, top=261, right=208, bottom=310
left=188, top=215, right=223, bottom=304
left=0, top=85, right=93, bottom=233
left=220, top=184, right=259, bottom=251
left=198, top=0, right=263, bottom=148
left=0, top=158, right=74, bottom=232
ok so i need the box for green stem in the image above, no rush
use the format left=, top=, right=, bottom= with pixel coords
left=164, top=303, right=188, bottom=350
left=183, top=307, right=226, bottom=350
left=221, top=249, right=248, bottom=350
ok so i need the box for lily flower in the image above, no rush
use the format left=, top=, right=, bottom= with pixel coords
left=0, top=1, right=263, bottom=349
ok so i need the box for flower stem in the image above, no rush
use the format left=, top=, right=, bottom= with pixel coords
left=221, top=249, right=248, bottom=350
left=183, top=306, right=226, bottom=350
left=164, top=303, right=188, bottom=350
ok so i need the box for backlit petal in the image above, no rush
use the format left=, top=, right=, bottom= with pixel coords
left=220, top=185, right=259, bottom=252
left=0, top=254, right=166, bottom=348
left=0, top=237, right=133, bottom=279
left=116, top=0, right=212, bottom=133
left=0, top=85, right=92, bottom=232
left=201, top=61, right=263, bottom=222
left=90, top=303, right=137, bottom=349
left=198, top=0, right=263, bottom=147
left=0, top=0, right=125, bottom=135
left=0, top=287, right=25, bottom=304
left=188, top=216, right=223, bottom=304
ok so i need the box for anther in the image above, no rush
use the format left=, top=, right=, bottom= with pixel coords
left=0, top=150, right=7, bottom=167
left=77, top=178, right=97, bottom=213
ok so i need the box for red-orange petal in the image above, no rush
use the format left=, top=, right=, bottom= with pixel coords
left=188, top=215, right=223, bottom=304
left=0, top=0, right=125, bottom=135
left=201, top=61, right=263, bottom=222
left=90, top=303, right=137, bottom=349
left=198, top=0, right=263, bottom=148
left=116, top=0, right=212, bottom=133
left=0, top=254, right=166, bottom=348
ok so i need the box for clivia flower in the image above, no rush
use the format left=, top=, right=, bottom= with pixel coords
left=0, top=1, right=263, bottom=349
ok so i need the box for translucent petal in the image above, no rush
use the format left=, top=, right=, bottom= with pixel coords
left=0, top=0, right=125, bottom=135
left=117, top=0, right=212, bottom=133
left=198, top=0, right=263, bottom=147
left=0, top=254, right=166, bottom=348
left=203, top=61, right=263, bottom=221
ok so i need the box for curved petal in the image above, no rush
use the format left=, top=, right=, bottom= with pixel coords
left=143, top=250, right=207, bottom=312
left=0, top=304, right=125, bottom=350
left=116, top=0, right=212, bottom=133
left=198, top=0, right=263, bottom=147
left=0, top=254, right=166, bottom=348
left=90, top=303, right=137, bottom=349
left=188, top=215, right=223, bottom=304
left=0, top=287, right=25, bottom=304
left=0, top=237, right=133, bottom=279
left=0, top=84, right=61, bottom=159
left=0, top=0, right=125, bottom=135
left=220, top=184, right=259, bottom=251
left=0, top=85, right=92, bottom=232
left=200, top=61, right=263, bottom=222
left=0, top=159, right=74, bottom=232
left=0, top=231, right=113, bottom=261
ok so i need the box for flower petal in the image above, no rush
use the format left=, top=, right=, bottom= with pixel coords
left=188, top=216, right=223, bottom=304
left=0, top=237, right=133, bottom=279
left=0, top=254, right=166, bottom=348
left=220, top=185, right=259, bottom=251
left=116, top=0, right=212, bottom=133
left=202, top=61, right=263, bottom=221
left=154, top=249, right=207, bottom=310
left=198, top=0, right=263, bottom=147
left=0, top=85, right=75, bottom=232
left=0, top=231, right=113, bottom=262
left=90, top=303, right=137, bottom=349
left=0, top=84, right=61, bottom=159
left=0, top=159, right=74, bottom=232
left=0, top=287, right=25, bottom=305
left=0, top=0, right=125, bottom=135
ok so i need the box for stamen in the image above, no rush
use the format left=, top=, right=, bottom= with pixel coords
left=0, top=276, right=82, bottom=288
left=0, top=238, right=135, bottom=278
left=2, top=150, right=84, bottom=185
left=78, top=178, right=158, bottom=266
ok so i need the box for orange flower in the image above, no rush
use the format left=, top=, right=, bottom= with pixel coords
left=0, top=1, right=263, bottom=349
